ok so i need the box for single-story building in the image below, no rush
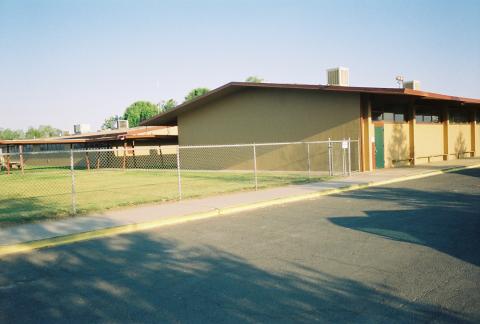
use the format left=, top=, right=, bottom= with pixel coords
left=0, top=125, right=178, bottom=153
left=0, top=126, right=178, bottom=171
left=141, top=80, right=480, bottom=171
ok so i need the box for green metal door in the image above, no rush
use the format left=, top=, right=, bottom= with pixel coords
left=374, top=126, right=385, bottom=169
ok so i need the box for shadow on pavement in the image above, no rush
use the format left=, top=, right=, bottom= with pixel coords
left=329, top=169, right=480, bottom=267
left=0, top=197, right=69, bottom=226
left=0, top=232, right=473, bottom=323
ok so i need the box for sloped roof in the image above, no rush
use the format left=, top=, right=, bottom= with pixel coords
left=141, top=82, right=480, bottom=126
left=0, top=126, right=177, bottom=146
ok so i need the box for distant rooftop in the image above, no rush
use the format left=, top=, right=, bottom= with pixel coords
left=0, top=126, right=177, bottom=146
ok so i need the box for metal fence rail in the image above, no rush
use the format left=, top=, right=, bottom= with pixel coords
left=0, top=139, right=360, bottom=220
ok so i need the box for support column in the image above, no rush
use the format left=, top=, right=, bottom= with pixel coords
left=360, top=94, right=372, bottom=171
left=471, top=110, right=476, bottom=157
left=19, top=144, right=24, bottom=174
left=132, top=140, right=137, bottom=168
left=123, top=141, right=127, bottom=170
left=408, top=103, right=416, bottom=166
left=6, top=145, right=10, bottom=175
left=442, top=105, right=449, bottom=160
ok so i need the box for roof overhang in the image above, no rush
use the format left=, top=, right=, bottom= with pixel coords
left=0, top=134, right=177, bottom=146
left=0, top=126, right=178, bottom=146
left=140, top=82, right=480, bottom=126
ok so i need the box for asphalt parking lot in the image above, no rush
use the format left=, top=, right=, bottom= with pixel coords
left=1, top=168, right=479, bottom=323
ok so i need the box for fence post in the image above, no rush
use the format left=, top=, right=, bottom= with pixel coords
left=70, top=147, right=77, bottom=215
left=19, top=144, right=24, bottom=175
left=307, top=142, right=311, bottom=179
left=348, top=138, right=352, bottom=176
left=176, top=146, right=182, bottom=200
left=328, top=138, right=333, bottom=176
left=6, top=146, right=10, bottom=175
left=85, top=151, right=90, bottom=171
left=96, top=152, right=100, bottom=169
left=253, top=143, right=258, bottom=190
left=342, top=138, right=346, bottom=176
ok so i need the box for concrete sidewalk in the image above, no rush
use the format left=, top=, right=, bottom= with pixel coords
left=1, top=158, right=479, bottom=248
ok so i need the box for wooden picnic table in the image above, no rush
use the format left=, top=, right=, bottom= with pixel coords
left=1, top=161, right=22, bottom=171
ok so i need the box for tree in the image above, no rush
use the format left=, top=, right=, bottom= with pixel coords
left=102, top=116, right=118, bottom=130
left=159, top=99, right=177, bottom=112
left=25, top=125, right=62, bottom=139
left=245, top=76, right=263, bottom=83
left=0, top=128, right=24, bottom=140
left=123, top=101, right=159, bottom=127
left=184, top=87, right=210, bottom=101
left=0, top=126, right=61, bottom=140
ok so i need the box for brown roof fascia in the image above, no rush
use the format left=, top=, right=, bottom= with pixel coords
left=403, top=88, right=480, bottom=104
left=0, top=138, right=90, bottom=145
left=140, top=82, right=246, bottom=126
left=0, top=133, right=177, bottom=146
left=140, top=82, right=480, bottom=126
left=123, top=134, right=177, bottom=140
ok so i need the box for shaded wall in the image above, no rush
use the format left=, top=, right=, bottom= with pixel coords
left=178, top=88, right=360, bottom=171
left=11, top=146, right=178, bottom=170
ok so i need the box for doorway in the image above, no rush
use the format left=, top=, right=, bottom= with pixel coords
left=374, top=126, right=385, bottom=169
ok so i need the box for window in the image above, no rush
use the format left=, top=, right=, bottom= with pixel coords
left=449, top=110, right=470, bottom=124
left=40, top=144, right=66, bottom=151
left=372, top=110, right=383, bottom=121
left=415, top=108, right=442, bottom=123
left=394, top=112, right=405, bottom=122
left=371, top=107, right=405, bottom=122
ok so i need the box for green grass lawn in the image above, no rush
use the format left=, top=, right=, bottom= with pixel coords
left=0, top=168, right=325, bottom=226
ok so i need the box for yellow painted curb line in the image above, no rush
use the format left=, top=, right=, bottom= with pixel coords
left=1, top=162, right=479, bottom=258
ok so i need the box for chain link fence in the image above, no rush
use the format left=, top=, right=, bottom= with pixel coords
left=0, top=139, right=359, bottom=225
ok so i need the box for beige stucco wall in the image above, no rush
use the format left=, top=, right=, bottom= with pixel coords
left=178, top=88, right=360, bottom=171
left=414, top=124, right=444, bottom=164
left=383, top=123, right=410, bottom=168
left=179, top=88, right=360, bottom=144
left=448, top=124, right=471, bottom=158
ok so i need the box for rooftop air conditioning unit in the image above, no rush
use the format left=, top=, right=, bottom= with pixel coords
left=403, top=80, right=421, bottom=90
left=74, top=124, right=91, bottom=134
left=116, top=120, right=129, bottom=129
left=327, top=67, right=349, bottom=86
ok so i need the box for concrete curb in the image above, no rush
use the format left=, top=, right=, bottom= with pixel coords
left=1, top=163, right=479, bottom=257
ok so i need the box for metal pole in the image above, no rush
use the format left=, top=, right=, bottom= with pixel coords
left=70, top=148, right=77, bottom=215
left=176, top=146, right=182, bottom=200
left=328, top=138, right=333, bottom=176
left=348, top=138, right=352, bottom=176
left=307, top=143, right=311, bottom=179
left=253, top=143, right=258, bottom=190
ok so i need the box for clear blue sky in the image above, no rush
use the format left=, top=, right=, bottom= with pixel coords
left=1, top=0, right=479, bottom=132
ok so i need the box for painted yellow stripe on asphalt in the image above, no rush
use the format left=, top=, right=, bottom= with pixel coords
left=1, top=162, right=479, bottom=258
